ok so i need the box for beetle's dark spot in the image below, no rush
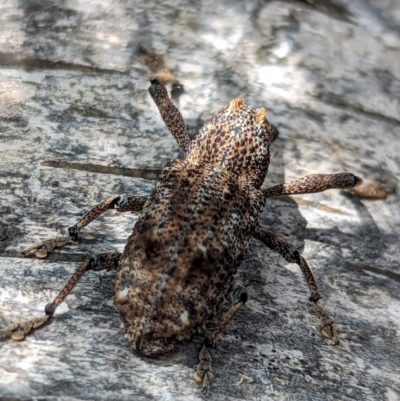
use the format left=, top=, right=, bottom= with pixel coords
left=180, top=178, right=191, bottom=188
left=144, top=240, right=159, bottom=259
left=187, top=299, right=196, bottom=318
left=192, top=256, right=204, bottom=270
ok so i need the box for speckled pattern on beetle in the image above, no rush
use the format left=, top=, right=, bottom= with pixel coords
left=1, top=71, right=362, bottom=394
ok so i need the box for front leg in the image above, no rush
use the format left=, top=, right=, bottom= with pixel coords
left=22, top=194, right=147, bottom=258
left=148, top=72, right=191, bottom=156
left=253, top=226, right=339, bottom=345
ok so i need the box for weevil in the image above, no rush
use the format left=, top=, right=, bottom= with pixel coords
left=1, top=71, right=362, bottom=393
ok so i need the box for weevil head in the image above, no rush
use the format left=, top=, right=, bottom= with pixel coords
left=188, top=98, right=275, bottom=189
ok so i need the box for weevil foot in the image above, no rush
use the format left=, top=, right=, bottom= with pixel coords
left=315, top=305, right=340, bottom=345
left=21, top=236, right=74, bottom=258
left=0, top=316, right=50, bottom=341
left=194, top=343, right=215, bottom=394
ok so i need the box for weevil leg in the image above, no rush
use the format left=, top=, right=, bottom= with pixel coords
left=0, top=251, right=121, bottom=341
left=253, top=227, right=339, bottom=345
left=22, top=194, right=147, bottom=258
left=194, top=342, right=215, bottom=395
left=195, top=283, right=248, bottom=394
left=262, top=173, right=362, bottom=198
left=148, top=74, right=191, bottom=156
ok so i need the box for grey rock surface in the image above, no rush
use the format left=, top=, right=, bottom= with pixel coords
left=0, top=0, right=399, bottom=400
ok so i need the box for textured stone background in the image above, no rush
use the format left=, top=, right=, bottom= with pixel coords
left=0, top=0, right=399, bottom=400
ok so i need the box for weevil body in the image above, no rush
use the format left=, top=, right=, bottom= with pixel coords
left=116, top=94, right=272, bottom=355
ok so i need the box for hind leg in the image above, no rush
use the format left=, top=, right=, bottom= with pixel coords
left=195, top=283, right=248, bottom=394
left=253, top=227, right=339, bottom=344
